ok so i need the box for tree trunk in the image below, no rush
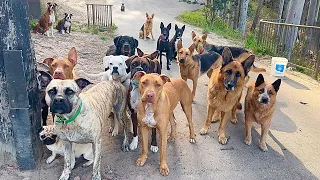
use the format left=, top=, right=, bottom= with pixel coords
left=307, top=0, right=317, bottom=26
left=316, top=0, right=320, bottom=21
left=250, top=0, right=264, bottom=32
left=284, top=0, right=306, bottom=60
left=233, top=0, right=241, bottom=29
left=239, top=0, right=249, bottom=36
left=301, top=0, right=310, bottom=25
left=277, top=0, right=285, bottom=21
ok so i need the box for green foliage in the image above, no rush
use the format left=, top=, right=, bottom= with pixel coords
left=244, top=33, right=274, bottom=56
left=29, top=19, right=38, bottom=30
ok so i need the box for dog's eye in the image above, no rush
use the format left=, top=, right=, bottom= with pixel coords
left=109, top=63, right=113, bottom=65
left=119, top=63, right=123, bottom=66
left=259, top=89, right=265, bottom=93
left=235, top=72, right=241, bottom=77
left=141, top=81, right=147, bottom=86
left=268, top=90, right=273, bottom=95
left=155, top=83, right=161, bottom=87
left=52, top=63, right=57, bottom=68
left=186, top=53, right=189, bottom=55
left=48, top=88, right=57, bottom=95
left=225, top=70, right=232, bottom=75
left=65, top=88, right=75, bottom=95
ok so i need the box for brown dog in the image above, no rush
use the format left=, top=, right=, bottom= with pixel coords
left=199, top=47, right=254, bottom=145
left=176, top=40, right=222, bottom=99
left=244, top=74, right=281, bottom=151
left=43, top=47, right=78, bottom=80
left=33, top=2, right=57, bottom=37
left=139, top=13, right=155, bottom=40
left=134, top=72, right=196, bottom=176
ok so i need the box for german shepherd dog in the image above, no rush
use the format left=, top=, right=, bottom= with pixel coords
left=157, top=22, right=172, bottom=70
left=176, top=40, right=221, bottom=100
left=169, top=24, right=185, bottom=60
left=244, top=74, right=281, bottom=152
left=139, top=13, right=155, bottom=40
left=199, top=47, right=254, bottom=145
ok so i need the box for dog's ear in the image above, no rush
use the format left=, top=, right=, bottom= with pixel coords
left=188, top=43, right=195, bottom=54
left=191, top=31, right=196, bottom=39
left=43, top=58, right=54, bottom=67
left=221, top=47, right=233, bottom=67
left=241, top=55, right=255, bottom=76
left=151, top=13, right=154, bottom=18
left=159, top=74, right=171, bottom=84
left=54, top=3, right=57, bottom=6
left=103, top=56, right=112, bottom=68
left=133, top=38, right=139, bottom=48
left=182, top=25, right=186, bottom=32
left=132, top=71, right=146, bottom=81
left=150, top=60, right=161, bottom=75
left=47, top=2, right=51, bottom=6
left=177, top=39, right=183, bottom=50
left=68, top=47, right=78, bottom=66
left=150, top=50, right=159, bottom=60
left=137, top=48, right=144, bottom=57
left=167, top=23, right=171, bottom=30
left=175, top=24, right=178, bottom=31
left=119, top=55, right=129, bottom=69
left=75, top=78, right=93, bottom=90
left=70, top=14, right=73, bottom=17
left=113, top=36, right=122, bottom=47
left=255, top=74, right=265, bottom=87
left=272, top=79, right=281, bottom=92
left=65, top=13, right=68, bottom=16
left=146, top=13, right=149, bottom=18
left=202, top=34, right=208, bottom=41
left=160, top=22, right=164, bottom=29
left=37, top=71, right=53, bottom=90
left=37, top=62, right=51, bottom=73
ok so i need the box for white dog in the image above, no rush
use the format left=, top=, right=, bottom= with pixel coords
left=77, top=55, right=131, bottom=91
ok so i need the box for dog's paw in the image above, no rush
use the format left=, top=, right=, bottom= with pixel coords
left=244, top=137, right=251, bottom=145
left=150, top=145, right=159, bottom=153
left=82, top=160, right=93, bottom=167
left=159, top=163, right=169, bottom=176
left=218, top=134, right=228, bottom=145
left=122, top=142, right=130, bottom=152
left=130, top=136, right=138, bottom=150
left=189, top=138, right=196, bottom=144
left=211, top=118, right=220, bottom=123
left=199, top=127, right=208, bottom=135
left=46, top=155, right=55, bottom=164
left=59, top=169, right=71, bottom=180
left=136, top=155, right=147, bottom=166
left=108, top=126, right=113, bottom=133
left=231, top=118, right=238, bottom=124
left=111, top=128, right=119, bottom=136
left=259, top=142, right=268, bottom=152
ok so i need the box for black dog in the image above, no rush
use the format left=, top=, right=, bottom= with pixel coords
left=156, top=22, right=171, bottom=70
left=56, top=13, right=72, bottom=34
left=169, top=24, right=185, bottom=60
left=106, top=35, right=139, bottom=57
left=37, top=70, right=53, bottom=126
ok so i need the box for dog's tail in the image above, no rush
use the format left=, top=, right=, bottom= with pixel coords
left=250, top=64, right=266, bottom=73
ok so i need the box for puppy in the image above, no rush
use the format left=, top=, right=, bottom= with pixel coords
left=139, top=13, right=155, bottom=40
left=176, top=40, right=221, bottom=99
left=33, top=2, right=57, bottom=37
left=56, top=13, right=73, bottom=34
left=39, top=126, right=93, bottom=167
left=106, top=35, right=139, bottom=57
left=156, top=22, right=172, bottom=70
left=77, top=55, right=131, bottom=91
left=45, top=78, right=131, bottom=179
left=127, top=55, right=161, bottom=152
left=244, top=74, right=281, bottom=152
left=199, top=47, right=254, bottom=145
left=169, top=24, right=185, bottom=60
left=43, top=47, right=78, bottom=80
left=134, top=72, right=196, bottom=176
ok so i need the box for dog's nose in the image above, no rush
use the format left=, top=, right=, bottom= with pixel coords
left=113, top=66, right=118, bottom=71
left=261, top=97, right=269, bottom=104
left=226, top=82, right=235, bottom=91
left=179, top=59, right=185, bottom=63
left=146, top=92, right=154, bottom=99
left=53, top=97, right=66, bottom=104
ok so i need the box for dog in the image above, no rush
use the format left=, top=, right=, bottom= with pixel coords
left=77, top=55, right=131, bottom=91
left=127, top=55, right=161, bottom=152
left=56, top=13, right=72, bottom=34
left=45, top=78, right=131, bottom=179
left=134, top=72, right=196, bottom=176
left=37, top=69, right=53, bottom=126
left=39, top=126, right=93, bottom=166
left=105, top=35, right=139, bottom=57
left=33, top=2, right=57, bottom=37
left=139, top=13, right=155, bottom=40
left=156, top=22, right=172, bottom=70
left=244, top=74, right=281, bottom=152
left=176, top=40, right=222, bottom=99
left=199, top=47, right=254, bottom=145
left=43, top=47, right=78, bottom=80
left=169, top=24, right=185, bottom=60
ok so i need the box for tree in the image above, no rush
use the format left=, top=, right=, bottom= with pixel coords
left=306, top=0, right=317, bottom=26
left=239, top=0, right=249, bottom=36
left=250, top=0, right=264, bottom=32
left=232, top=0, right=241, bottom=29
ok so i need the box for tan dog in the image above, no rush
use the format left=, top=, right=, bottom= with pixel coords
left=191, top=31, right=208, bottom=54
left=176, top=40, right=222, bottom=99
left=134, top=72, right=196, bottom=176
left=244, top=74, right=281, bottom=151
left=43, top=47, right=78, bottom=80
left=199, top=47, right=254, bottom=145
left=139, top=13, right=155, bottom=40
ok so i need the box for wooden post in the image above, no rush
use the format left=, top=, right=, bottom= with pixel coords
left=0, top=0, right=42, bottom=170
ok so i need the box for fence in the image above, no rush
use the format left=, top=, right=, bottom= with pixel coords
left=86, top=4, right=113, bottom=28
left=258, top=19, right=320, bottom=79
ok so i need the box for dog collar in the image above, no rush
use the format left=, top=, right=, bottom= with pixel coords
left=56, top=101, right=82, bottom=124
left=132, top=80, right=139, bottom=90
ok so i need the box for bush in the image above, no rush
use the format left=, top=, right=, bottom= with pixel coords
left=29, top=19, right=38, bottom=30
